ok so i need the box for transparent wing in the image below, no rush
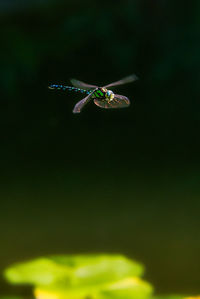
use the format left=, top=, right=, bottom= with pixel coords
left=94, top=94, right=130, bottom=109
left=73, top=93, right=93, bottom=113
left=104, top=74, right=138, bottom=89
left=70, top=79, right=98, bottom=90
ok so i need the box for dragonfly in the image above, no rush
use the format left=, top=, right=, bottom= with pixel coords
left=48, top=74, right=138, bottom=113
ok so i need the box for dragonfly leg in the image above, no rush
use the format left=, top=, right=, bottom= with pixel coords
left=107, top=92, right=115, bottom=103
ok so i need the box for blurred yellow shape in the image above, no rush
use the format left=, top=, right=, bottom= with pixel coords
left=34, top=276, right=153, bottom=299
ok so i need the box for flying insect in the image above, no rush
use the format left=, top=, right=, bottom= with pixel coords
left=49, top=74, right=138, bottom=113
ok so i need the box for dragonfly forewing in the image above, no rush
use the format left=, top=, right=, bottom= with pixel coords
left=70, top=79, right=98, bottom=90
left=104, top=74, right=138, bottom=89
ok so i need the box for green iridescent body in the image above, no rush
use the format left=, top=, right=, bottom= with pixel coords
left=92, top=88, right=105, bottom=99
left=91, top=88, right=115, bottom=102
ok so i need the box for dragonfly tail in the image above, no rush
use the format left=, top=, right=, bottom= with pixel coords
left=48, top=84, right=89, bottom=94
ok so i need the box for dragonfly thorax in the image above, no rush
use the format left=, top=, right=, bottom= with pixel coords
left=92, top=88, right=114, bottom=102
left=105, top=90, right=114, bottom=101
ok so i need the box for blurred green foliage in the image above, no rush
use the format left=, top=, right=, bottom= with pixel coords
left=3, top=254, right=200, bottom=299
left=4, top=254, right=144, bottom=287
left=4, top=254, right=152, bottom=299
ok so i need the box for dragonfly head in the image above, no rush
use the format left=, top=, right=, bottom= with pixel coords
left=105, top=90, right=114, bottom=101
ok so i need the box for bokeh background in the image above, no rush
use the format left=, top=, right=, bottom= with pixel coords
left=0, top=0, right=200, bottom=296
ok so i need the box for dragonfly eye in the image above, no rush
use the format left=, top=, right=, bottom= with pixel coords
left=106, top=90, right=112, bottom=98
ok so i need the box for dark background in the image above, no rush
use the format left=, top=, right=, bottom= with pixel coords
left=0, top=0, right=200, bottom=296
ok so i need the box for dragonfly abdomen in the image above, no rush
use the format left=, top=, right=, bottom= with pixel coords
left=49, top=84, right=90, bottom=94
